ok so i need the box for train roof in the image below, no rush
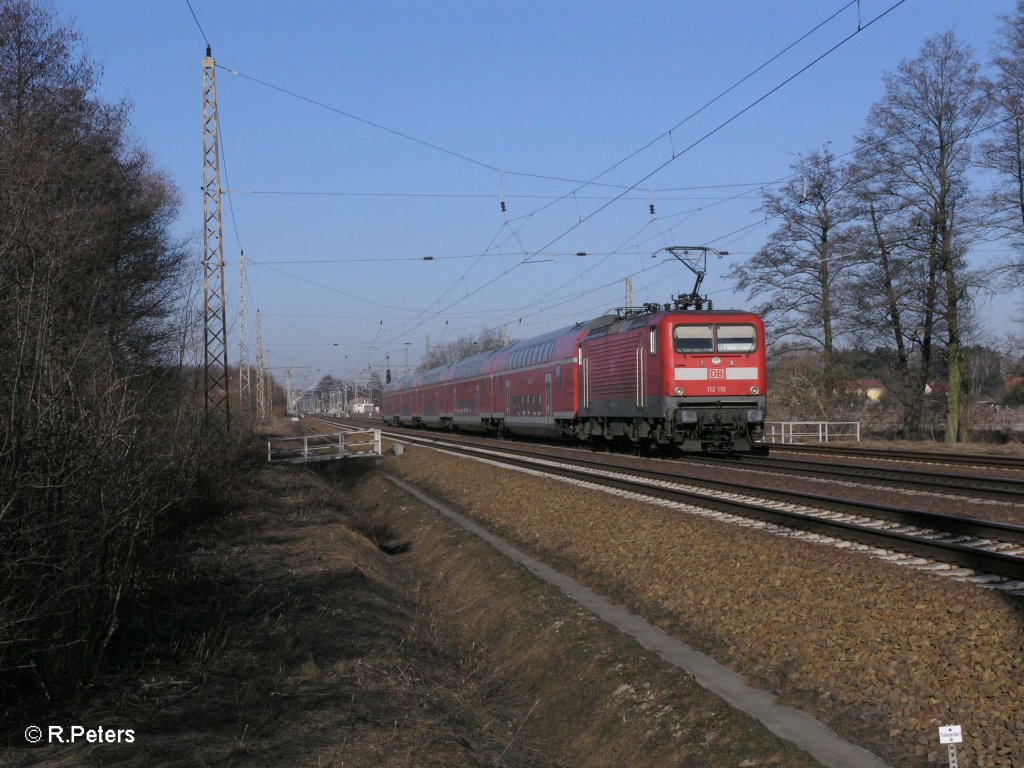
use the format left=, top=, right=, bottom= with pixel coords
left=385, top=316, right=615, bottom=392
left=384, top=308, right=761, bottom=392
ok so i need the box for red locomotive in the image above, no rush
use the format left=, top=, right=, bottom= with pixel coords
left=382, top=247, right=767, bottom=452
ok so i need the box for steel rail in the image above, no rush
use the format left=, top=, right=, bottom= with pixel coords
left=684, top=454, right=1024, bottom=502
left=769, top=442, right=1024, bottom=471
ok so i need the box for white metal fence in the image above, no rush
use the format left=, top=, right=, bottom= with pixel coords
left=267, top=429, right=382, bottom=462
left=765, top=421, right=860, bottom=444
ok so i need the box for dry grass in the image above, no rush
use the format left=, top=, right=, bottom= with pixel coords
left=1, top=433, right=823, bottom=767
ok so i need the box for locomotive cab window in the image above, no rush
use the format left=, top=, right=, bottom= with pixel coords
left=673, top=324, right=713, bottom=353
left=716, top=324, right=757, bottom=353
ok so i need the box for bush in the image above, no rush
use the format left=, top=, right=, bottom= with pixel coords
left=0, top=0, right=230, bottom=703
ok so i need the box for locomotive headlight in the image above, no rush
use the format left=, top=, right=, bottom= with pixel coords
left=749, top=385, right=760, bottom=395
left=674, top=387, right=683, bottom=396
left=747, top=409, right=764, bottom=423
left=675, top=409, right=698, bottom=424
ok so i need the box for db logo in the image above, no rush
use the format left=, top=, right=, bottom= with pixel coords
left=709, top=369, right=725, bottom=379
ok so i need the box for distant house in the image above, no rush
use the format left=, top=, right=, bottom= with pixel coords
left=846, top=379, right=886, bottom=402
left=925, top=382, right=949, bottom=396
left=350, top=397, right=376, bottom=415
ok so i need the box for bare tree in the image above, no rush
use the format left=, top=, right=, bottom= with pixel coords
left=854, top=31, right=990, bottom=442
left=0, top=0, right=211, bottom=697
left=417, top=326, right=509, bottom=371
left=729, top=144, right=859, bottom=403
left=980, top=0, right=1024, bottom=270
left=845, top=174, right=943, bottom=437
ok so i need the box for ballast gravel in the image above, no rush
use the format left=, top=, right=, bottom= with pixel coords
left=390, top=445, right=1024, bottom=768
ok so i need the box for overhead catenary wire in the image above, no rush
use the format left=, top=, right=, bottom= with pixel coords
left=374, top=0, right=910, bottom=346
left=343, top=0, right=910, bottom=377
left=207, top=1, right=929, bottom=380
left=216, top=2, right=858, bottom=209
left=501, top=89, right=1022, bottom=333
left=208, top=1, right=876, bottom=378
left=185, top=0, right=210, bottom=47
left=248, top=250, right=643, bottom=265
left=216, top=0, right=864, bottom=359
left=221, top=188, right=763, bottom=201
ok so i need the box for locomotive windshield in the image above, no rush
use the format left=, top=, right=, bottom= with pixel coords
left=716, top=324, right=757, bottom=352
left=673, top=324, right=713, bottom=353
left=673, top=323, right=757, bottom=354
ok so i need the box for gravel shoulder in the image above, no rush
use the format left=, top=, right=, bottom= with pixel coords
left=389, top=442, right=1024, bottom=768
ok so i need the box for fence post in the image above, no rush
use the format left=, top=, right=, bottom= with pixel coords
left=374, top=429, right=381, bottom=455
left=339, top=431, right=344, bottom=457
left=267, top=439, right=272, bottom=462
left=303, top=435, right=309, bottom=461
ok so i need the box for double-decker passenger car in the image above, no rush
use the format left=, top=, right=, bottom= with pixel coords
left=382, top=306, right=767, bottom=452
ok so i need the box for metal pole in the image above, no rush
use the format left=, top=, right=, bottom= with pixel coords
left=239, top=250, right=251, bottom=418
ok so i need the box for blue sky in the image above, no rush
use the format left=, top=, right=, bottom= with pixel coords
left=55, top=0, right=1020, bottom=386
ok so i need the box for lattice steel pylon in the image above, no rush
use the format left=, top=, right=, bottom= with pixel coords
left=202, top=45, right=231, bottom=431
left=238, top=249, right=251, bottom=419
left=255, top=310, right=267, bottom=422
left=267, top=349, right=273, bottom=415
left=625, top=276, right=633, bottom=309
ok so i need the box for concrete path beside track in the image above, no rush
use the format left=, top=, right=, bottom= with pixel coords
left=385, top=473, right=892, bottom=768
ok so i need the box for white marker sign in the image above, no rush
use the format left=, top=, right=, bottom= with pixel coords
left=939, top=725, right=963, bottom=744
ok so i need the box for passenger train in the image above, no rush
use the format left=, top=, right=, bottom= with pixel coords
left=381, top=304, right=768, bottom=453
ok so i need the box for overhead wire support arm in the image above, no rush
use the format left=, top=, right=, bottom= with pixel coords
left=652, top=245, right=729, bottom=311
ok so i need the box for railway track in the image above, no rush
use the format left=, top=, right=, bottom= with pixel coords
left=317, top=418, right=1024, bottom=592
left=768, top=441, right=1024, bottom=471
left=686, top=452, right=1024, bottom=502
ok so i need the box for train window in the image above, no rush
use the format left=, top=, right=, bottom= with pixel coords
left=555, top=364, right=561, bottom=389
left=716, top=324, right=757, bottom=353
left=649, top=327, right=657, bottom=355
left=673, top=324, right=713, bottom=353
